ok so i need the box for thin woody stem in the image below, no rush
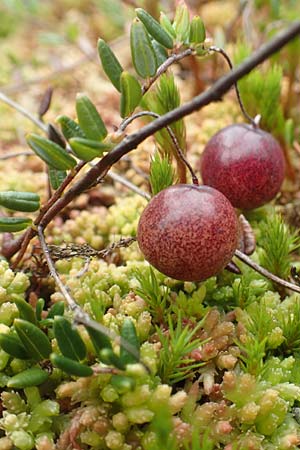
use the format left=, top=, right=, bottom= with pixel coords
left=4, top=21, right=300, bottom=260
left=10, top=161, right=87, bottom=268
left=208, top=46, right=257, bottom=127
left=37, top=226, right=143, bottom=362
left=142, top=48, right=195, bottom=95
left=0, top=92, right=48, bottom=132
left=120, top=111, right=199, bottom=184
left=234, top=249, right=300, bottom=294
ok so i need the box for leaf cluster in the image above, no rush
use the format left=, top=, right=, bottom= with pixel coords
left=259, top=213, right=300, bottom=281
left=157, top=313, right=206, bottom=384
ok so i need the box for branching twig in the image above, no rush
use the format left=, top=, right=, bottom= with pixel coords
left=142, top=48, right=195, bottom=95
left=37, top=226, right=142, bottom=362
left=48, top=237, right=137, bottom=261
left=5, top=21, right=300, bottom=262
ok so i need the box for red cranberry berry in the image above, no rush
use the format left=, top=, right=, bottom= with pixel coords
left=200, top=124, right=285, bottom=210
left=137, top=184, right=239, bottom=281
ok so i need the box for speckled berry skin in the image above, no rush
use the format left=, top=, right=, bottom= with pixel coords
left=200, top=124, right=285, bottom=210
left=137, top=184, right=239, bottom=281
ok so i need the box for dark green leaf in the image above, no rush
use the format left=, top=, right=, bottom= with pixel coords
left=48, top=168, right=67, bottom=190
left=7, top=367, right=49, bottom=389
left=56, top=115, right=86, bottom=140
left=47, top=301, right=65, bottom=319
left=14, top=319, right=52, bottom=362
left=151, top=40, right=168, bottom=66
left=53, top=316, right=86, bottom=361
left=26, top=133, right=77, bottom=170
left=0, top=333, right=30, bottom=359
left=130, top=18, right=157, bottom=78
left=120, top=71, right=142, bottom=118
left=76, top=94, right=107, bottom=141
left=120, top=318, right=140, bottom=365
left=99, top=348, right=125, bottom=370
left=50, top=353, right=93, bottom=377
left=0, top=217, right=32, bottom=233
left=35, top=298, right=45, bottom=322
left=97, top=38, right=123, bottom=91
left=85, top=325, right=112, bottom=356
left=0, top=191, right=40, bottom=213
left=14, top=298, right=37, bottom=325
left=69, top=137, right=113, bottom=161
left=135, top=8, right=173, bottom=49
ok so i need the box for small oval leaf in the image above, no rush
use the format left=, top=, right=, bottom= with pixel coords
left=0, top=192, right=40, bottom=213
left=120, top=71, right=142, bottom=118
left=7, top=367, right=49, bottom=389
left=151, top=40, right=168, bottom=66
left=14, top=319, right=52, bottom=362
left=35, top=298, right=45, bottom=322
left=14, top=299, right=37, bottom=325
left=47, top=301, right=65, bottom=319
left=99, top=348, right=125, bottom=370
left=56, top=115, right=86, bottom=141
left=173, top=3, right=190, bottom=43
left=189, top=16, right=206, bottom=44
left=76, top=94, right=107, bottom=141
left=26, top=133, right=77, bottom=170
left=120, top=318, right=140, bottom=365
left=49, top=168, right=67, bottom=190
left=136, top=8, right=173, bottom=49
left=159, top=12, right=176, bottom=38
left=130, top=18, right=158, bottom=78
left=0, top=217, right=32, bottom=233
left=97, top=39, right=123, bottom=92
left=50, top=353, right=93, bottom=377
left=0, top=333, right=31, bottom=359
left=53, top=316, right=86, bottom=361
left=85, top=325, right=112, bottom=356
left=69, top=137, right=113, bottom=161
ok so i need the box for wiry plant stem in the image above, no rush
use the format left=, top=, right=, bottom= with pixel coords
left=37, top=226, right=142, bottom=362
left=142, top=48, right=195, bottom=95
left=235, top=249, right=300, bottom=294
left=0, top=92, right=48, bottom=132
left=120, top=110, right=199, bottom=185
left=208, top=46, right=257, bottom=127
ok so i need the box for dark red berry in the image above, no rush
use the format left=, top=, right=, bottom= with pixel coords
left=137, top=184, right=239, bottom=281
left=200, top=124, right=285, bottom=210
